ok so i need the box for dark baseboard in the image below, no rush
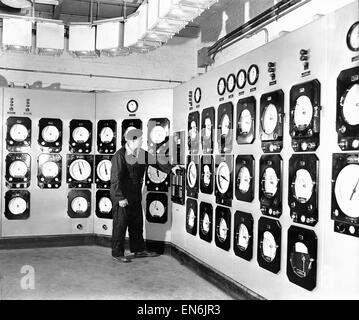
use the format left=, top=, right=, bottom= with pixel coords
left=0, top=234, right=262, bottom=300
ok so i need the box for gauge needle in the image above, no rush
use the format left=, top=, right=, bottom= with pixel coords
left=157, top=169, right=159, bottom=177
left=220, top=175, right=229, bottom=182
left=104, top=164, right=108, bottom=176
left=349, top=178, right=359, bottom=200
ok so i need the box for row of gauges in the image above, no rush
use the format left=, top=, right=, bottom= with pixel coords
left=189, top=80, right=321, bottom=154
left=4, top=189, right=113, bottom=220
left=6, top=117, right=171, bottom=155
left=186, top=153, right=319, bottom=227
left=216, top=64, right=260, bottom=96
left=185, top=200, right=317, bottom=291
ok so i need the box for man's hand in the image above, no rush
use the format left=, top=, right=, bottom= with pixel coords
left=118, top=199, right=128, bottom=207
left=171, top=165, right=182, bottom=175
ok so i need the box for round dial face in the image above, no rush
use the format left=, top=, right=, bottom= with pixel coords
left=217, top=78, right=226, bottom=96
left=335, top=164, right=359, bottom=218
left=261, top=231, right=277, bottom=262
left=71, top=196, right=88, bottom=213
left=237, top=166, right=251, bottom=194
left=41, top=161, right=59, bottom=178
left=72, top=127, right=90, bottom=143
left=294, top=95, right=313, bottom=130
left=262, top=167, right=279, bottom=198
left=149, top=200, right=165, bottom=217
left=262, top=104, right=278, bottom=135
left=42, top=125, right=60, bottom=143
left=189, top=120, right=198, bottom=140
left=10, top=124, right=28, bottom=142
left=218, top=218, right=228, bottom=242
left=220, top=114, right=230, bottom=136
left=201, top=213, right=210, bottom=235
left=194, top=87, right=201, bottom=103
left=8, top=197, right=27, bottom=215
left=9, top=160, right=28, bottom=178
left=238, top=109, right=252, bottom=135
left=216, top=162, right=230, bottom=194
left=147, top=166, right=167, bottom=184
left=100, top=127, right=114, bottom=143
left=127, top=100, right=138, bottom=113
left=204, top=117, right=212, bottom=138
left=69, top=159, right=92, bottom=181
left=187, top=208, right=196, bottom=229
left=293, top=169, right=314, bottom=203
left=227, top=74, right=236, bottom=92
left=341, top=84, right=359, bottom=126
left=290, top=242, right=313, bottom=278
left=187, top=161, right=197, bottom=188
left=248, top=64, right=259, bottom=85
left=347, top=22, right=359, bottom=51
left=237, top=224, right=250, bottom=251
left=202, top=165, right=211, bottom=187
left=237, top=69, right=246, bottom=89
left=99, top=197, right=112, bottom=213
left=97, top=159, right=111, bottom=182
left=150, top=126, right=167, bottom=144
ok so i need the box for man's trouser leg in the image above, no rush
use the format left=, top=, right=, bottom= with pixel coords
left=111, top=205, right=128, bottom=257
left=128, top=200, right=146, bottom=253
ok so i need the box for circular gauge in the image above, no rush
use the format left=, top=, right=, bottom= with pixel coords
left=293, top=169, right=314, bottom=203
left=99, top=197, right=112, bottom=213
left=237, top=166, right=251, bottom=194
left=202, top=164, right=212, bottom=187
left=238, top=109, right=252, bottom=135
left=187, top=208, right=196, bottom=229
left=227, top=73, right=236, bottom=93
left=72, top=127, right=90, bottom=143
left=220, top=114, right=230, bottom=137
left=97, top=159, right=111, bottom=182
left=262, top=104, right=278, bottom=135
left=262, top=167, right=279, bottom=198
left=194, top=87, right=201, bottom=103
left=71, top=196, right=88, bottom=214
left=248, top=64, right=259, bottom=86
left=149, top=200, right=165, bottom=217
left=187, top=161, right=197, bottom=188
left=237, top=223, right=250, bottom=251
left=99, top=127, right=114, bottom=143
left=69, top=159, right=92, bottom=181
left=10, top=124, right=28, bottom=142
left=201, top=213, right=210, bottom=235
left=9, top=160, right=28, bottom=178
left=41, top=125, right=60, bottom=143
left=8, top=197, right=27, bottom=215
left=41, top=161, right=59, bottom=178
left=127, top=100, right=138, bottom=113
left=335, top=164, right=359, bottom=218
left=147, top=165, right=167, bottom=184
left=347, top=21, right=359, bottom=51
left=216, top=162, right=230, bottom=194
left=290, top=242, right=312, bottom=278
left=217, top=218, right=228, bottom=242
left=261, top=231, right=277, bottom=262
left=189, top=120, right=198, bottom=141
left=237, top=69, right=247, bottom=89
left=150, top=125, right=167, bottom=144
left=341, top=84, right=359, bottom=126
left=203, top=117, right=212, bottom=138
left=217, top=77, right=226, bottom=96
left=293, top=95, right=313, bottom=130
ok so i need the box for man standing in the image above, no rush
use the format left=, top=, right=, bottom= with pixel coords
left=110, top=127, right=179, bottom=263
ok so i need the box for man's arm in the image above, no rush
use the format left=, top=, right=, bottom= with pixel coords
left=145, top=151, right=179, bottom=175
left=110, top=152, right=126, bottom=206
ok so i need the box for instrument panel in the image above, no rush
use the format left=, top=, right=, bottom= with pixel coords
left=69, top=119, right=93, bottom=154
left=38, top=118, right=62, bottom=153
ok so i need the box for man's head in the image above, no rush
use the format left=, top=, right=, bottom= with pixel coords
left=124, top=127, right=143, bottom=150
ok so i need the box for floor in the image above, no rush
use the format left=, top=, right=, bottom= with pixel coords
left=0, top=246, right=234, bottom=300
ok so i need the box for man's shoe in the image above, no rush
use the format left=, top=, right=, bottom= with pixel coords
left=112, top=255, right=132, bottom=263
left=134, top=251, right=160, bottom=258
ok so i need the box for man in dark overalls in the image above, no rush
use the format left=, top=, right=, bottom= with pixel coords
left=110, top=128, right=179, bottom=263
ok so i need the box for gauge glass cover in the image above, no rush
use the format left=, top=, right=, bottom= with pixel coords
left=9, top=197, right=27, bottom=215
left=248, top=65, right=259, bottom=85
left=69, top=159, right=91, bottom=181
left=203, top=165, right=211, bottom=187
left=97, top=159, right=111, bottom=182
left=188, top=208, right=195, bottom=228
left=348, top=23, right=359, bottom=51
left=9, top=160, right=27, bottom=178
left=262, top=231, right=277, bottom=262
left=263, top=167, right=279, bottom=198
left=150, top=126, right=167, bottom=144
left=10, top=124, right=28, bottom=142
left=262, top=104, right=278, bottom=135
left=218, top=218, right=228, bottom=242
left=294, top=95, right=313, bottom=130
left=147, top=166, right=167, bottom=184
left=42, top=161, right=59, bottom=178
left=149, top=200, right=165, bottom=217
left=221, top=114, right=230, bottom=136
left=290, top=242, right=313, bottom=278
left=72, top=127, right=90, bottom=143
left=204, top=117, right=212, bottom=138
left=238, top=109, right=252, bottom=135
left=189, top=120, right=198, bottom=140
left=294, top=169, right=314, bottom=203
left=341, top=84, right=359, bottom=126
left=216, top=162, right=230, bottom=194
left=237, top=223, right=250, bottom=251
left=71, top=196, right=88, bottom=213
left=99, top=197, right=112, bottom=213
left=42, top=125, right=60, bottom=143
left=237, top=70, right=246, bottom=88
left=238, top=166, right=251, bottom=194
left=100, top=127, right=114, bottom=143
left=202, top=213, right=210, bottom=234
left=187, top=161, right=197, bottom=188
